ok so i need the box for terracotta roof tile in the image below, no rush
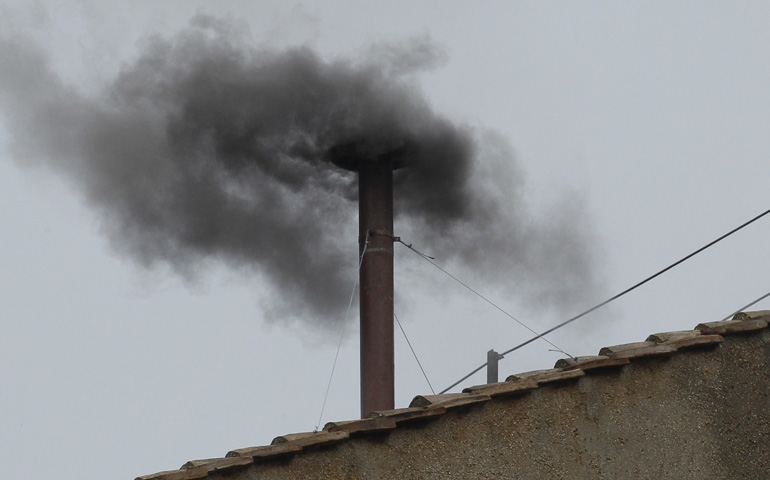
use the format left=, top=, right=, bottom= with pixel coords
left=644, top=329, right=725, bottom=350
left=409, top=393, right=491, bottom=409
left=462, top=377, right=539, bottom=397
left=732, top=310, right=770, bottom=321
left=646, top=330, right=701, bottom=343
left=270, top=430, right=350, bottom=448
left=210, top=456, right=254, bottom=472
left=598, top=341, right=654, bottom=354
left=188, top=457, right=253, bottom=475
left=599, top=342, right=677, bottom=359
left=136, top=310, right=770, bottom=480
left=554, top=355, right=630, bottom=371
left=696, top=318, right=768, bottom=335
left=226, top=442, right=302, bottom=459
left=367, top=406, right=448, bottom=424
left=664, top=334, right=724, bottom=349
left=180, top=460, right=220, bottom=469
left=505, top=368, right=585, bottom=385
left=323, top=417, right=397, bottom=435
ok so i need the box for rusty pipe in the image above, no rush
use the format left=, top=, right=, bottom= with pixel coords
left=358, top=160, right=395, bottom=417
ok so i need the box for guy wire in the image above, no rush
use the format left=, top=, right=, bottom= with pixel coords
left=315, top=230, right=370, bottom=431
left=395, top=311, right=435, bottom=394
left=397, top=239, right=575, bottom=359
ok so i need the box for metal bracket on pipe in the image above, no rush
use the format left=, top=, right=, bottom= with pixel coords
left=360, top=230, right=400, bottom=243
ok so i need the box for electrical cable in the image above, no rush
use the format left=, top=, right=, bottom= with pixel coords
left=440, top=205, right=770, bottom=393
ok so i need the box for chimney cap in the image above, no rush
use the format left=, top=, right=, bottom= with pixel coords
left=327, top=139, right=417, bottom=172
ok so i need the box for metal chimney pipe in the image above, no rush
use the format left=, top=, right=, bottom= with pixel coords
left=358, top=159, right=395, bottom=417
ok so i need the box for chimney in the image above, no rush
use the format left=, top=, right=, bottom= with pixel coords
left=358, top=159, right=395, bottom=417
left=329, top=141, right=411, bottom=418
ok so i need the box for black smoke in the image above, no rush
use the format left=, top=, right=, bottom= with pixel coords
left=0, top=15, right=605, bottom=328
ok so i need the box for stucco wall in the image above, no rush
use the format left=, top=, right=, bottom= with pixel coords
left=209, top=330, right=770, bottom=479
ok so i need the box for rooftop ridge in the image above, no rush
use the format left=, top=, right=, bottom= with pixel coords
left=136, top=310, right=770, bottom=480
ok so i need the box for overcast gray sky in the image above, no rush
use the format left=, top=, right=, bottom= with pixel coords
left=2, top=2, right=769, bottom=479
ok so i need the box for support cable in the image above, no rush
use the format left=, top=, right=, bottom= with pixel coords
left=394, top=311, right=435, bottom=394
left=440, top=205, right=770, bottom=394
left=396, top=239, right=575, bottom=359
left=315, top=231, right=370, bottom=431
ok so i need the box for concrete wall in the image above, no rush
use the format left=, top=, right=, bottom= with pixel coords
left=210, top=330, right=770, bottom=480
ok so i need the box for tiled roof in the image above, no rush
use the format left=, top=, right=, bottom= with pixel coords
left=136, top=310, right=770, bottom=480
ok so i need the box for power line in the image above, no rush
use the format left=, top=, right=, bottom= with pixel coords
left=440, top=205, right=770, bottom=393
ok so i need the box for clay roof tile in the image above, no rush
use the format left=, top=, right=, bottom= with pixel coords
left=505, top=368, right=585, bottom=385
left=271, top=430, right=350, bottom=447
left=462, top=377, right=539, bottom=397
left=367, top=406, right=448, bottom=424
left=409, top=393, right=490, bottom=409
left=323, top=417, right=397, bottom=435
left=696, top=318, right=768, bottom=335
left=554, top=355, right=630, bottom=371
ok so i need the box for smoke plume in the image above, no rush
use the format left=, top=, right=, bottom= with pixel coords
left=0, top=15, right=604, bottom=328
